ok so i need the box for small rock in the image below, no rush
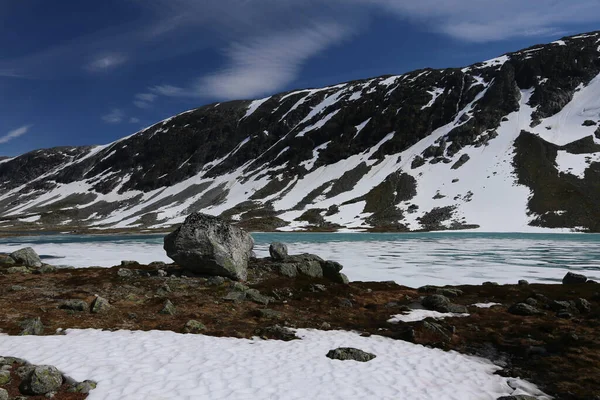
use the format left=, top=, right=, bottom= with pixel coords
left=277, top=264, right=298, bottom=278
left=10, top=285, right=25, bottom=291
left=45, top=391, right=57, bottom=398
left=206, top=276, right=226, bottom=286
left=10, top=247, right=42, bottom=267
left=157, top=269, right=168, bottom=277
left=518, top=280, right=529, bottom=286
left=309, top=284, right=327, bottom=292
left=159, top=300, right=176, bottom=315
left=296, top=261, right=323, bottom=278
left=525, top=298, right=538, bottom=307
left=120, top=260, right=139, bottom=267
left=19, top=317, right=44, bottom=335
left=338, top=298, right=353, bottom=308
left=90, top=296, right=111, bottom=313
left=59, top=300, right=88, bottom=312
left=257, top=309, right=282, bottom=319
left=320, top=322, right=331, bottom=329
left=422, top=294, right=451, bottom=312
left=68, top=380, right=97, bottom=394
left=508, top=303, right=543, bottom=316
left=0, top=254, right=15, bottom=265
left=562, top=272, right=587, bottom=284
left=482, top=281, right=499, bottom=286
left=269, top=242, right=288, bottom=261
left=156, top=283, right=172, bottom=297
left=436, top=288, right=463, bottom=297
left=549, top=300, right=572, bottom=312
left=0, top=388, right=7, bottom=400
left=556, top=310, right=573, bottom=319
left=326, top=347, right=376, bottom=362
left=447, top=304, right=468, bottom=313
left=7, top=266, right=31, bottom=274
left=0, top=370, right=10, bottom=385
left=232, top=282, right=250, bottom=292
left=183, top=320, right=206, bottom=333
left=246, top=289, right=272, bottom=305
left=575, top=298, right=591, bottom=313
left=257, top=325, right=298, bottom=341
left=223, top=291, right=247, bottom=302
left=39, top=265, right=57, bottom=274
left=321, top=260, right=348, bottom=284
left=20, top=365, right=63, bottom=395
left=149, top=261, right=167, bottom=268
left=117, top=268, right=134, bottom=277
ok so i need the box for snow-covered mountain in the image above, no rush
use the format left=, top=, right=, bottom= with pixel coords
left=2, top=31, right=600, bottom=233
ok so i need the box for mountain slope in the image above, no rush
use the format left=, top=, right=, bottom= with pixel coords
left=2, top=31, right=600, bottom=232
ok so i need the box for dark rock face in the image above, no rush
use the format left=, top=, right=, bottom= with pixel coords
left=164, top=213, right=254, bottom=281
left=326, top=347, right=376, bottom=362
left=2, top=31, right=600, bottom=232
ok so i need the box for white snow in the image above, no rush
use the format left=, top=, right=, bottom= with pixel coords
left=472, top=303, right=502, bottom=309
left=388, top=310, right=470, bottom=323
left=301, top=142, right=331, bottom=171
left=0, top=328, right=548, bottom=400
left=243, top=97, right=271, bottom=119
left=379, top=76, right=400, bottom=87
left=555, top=150, right=600, bottom=178
left=18, top=215, right=41, bottom=223
left=353, top=118, right=371, bottom=139
left=552, top=40, right=567, bottom=46
left=296, top=110, right=340, bottom=138
left=421, top=88, right=445, bottom=110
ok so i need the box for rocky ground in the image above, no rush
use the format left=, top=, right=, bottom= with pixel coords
left=0, top=254, right=599, bottom=399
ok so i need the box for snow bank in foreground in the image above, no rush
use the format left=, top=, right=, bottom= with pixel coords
left=388, top=310, right=470, bottom=323
left=0, top=329, right=547, bottom=400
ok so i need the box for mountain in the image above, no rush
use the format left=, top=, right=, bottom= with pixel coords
left=2, top=32, right=600, bottom=233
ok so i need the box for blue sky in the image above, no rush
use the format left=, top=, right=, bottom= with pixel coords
left=1, top=0, right=599, bottom=156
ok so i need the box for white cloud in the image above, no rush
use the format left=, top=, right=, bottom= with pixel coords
left=0, top=125, right=31, bottom=144
left=150, top=85, right=188, bottom=97
left=129, top=117, right=141, bottom=123
left=86, top=53, right=128, bottom=72
left=136, top=93, right=157, bottom=102
left=102, top=109, right=125, bottom=124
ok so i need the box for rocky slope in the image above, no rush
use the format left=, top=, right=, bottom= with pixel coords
left=2, top=31, right=600, bottom=232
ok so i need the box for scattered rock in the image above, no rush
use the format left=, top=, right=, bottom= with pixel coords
left=549, top=300, right=573, bottom=312
left=257, top=325, right=297, bottom=341
left=245, top=289, right=272, bottom=305
left=562, top=272, right=587, bottom=284
left=482, top=281, right=499, bottom=286
left=15, top=365, right=35, bottom=379
left=421, top=294, right=451, bottom=312
left=59, top=300, right=88, bottom=312
left=451, top=154, right=470, bottom=170
left=157, top=269, right=168, bottom=277
left=9, top=247, right=42, bottom=267
left=575, top=298, right=591, bottom=313
left=436, top=288, right=463, bottom=297
left=0, top=388, right=7, bottom=400
left=164, top=213, right=254, bottom=281
left=19, top=365, right=63, bottom=395
left=338, top=298, right=353, bottom=308
left=321, top=260, right=348, bottom=284
left=582, top=119, right=597, bottom=126
left=518, top=280, right=529, bottom=286
left=159, top=300, right=176, bottom=315
left=0, top=254, right=15, bottom=265
left=326, top=347, right=376, bottom=362
left=447, top=304, right=468, bottom=313
left=10, top=285, right=25, bottom=291
left=90, top=296, right=111, bottom=313
left=297, top=261, right=323, bottom=278
left=525, top=298, right=538, bottom=307
left=7, top=266, right=31, bottom=274
left=121, top=260, right=139, bottom=267
left=269, top=242, right=288, bottom=261
left=232, top=282, right=250, bottom=292
left=117, top=268, right=134, bottom=277
left=223, top=291, right=247, bottom=302
left=68, top=380, right=97, bottom=394
left=0, top=370, right=10, bottom=385
left=508, top=303, right=543, bottom=316
left=183, top=320, right=206, bottom=333
left=277, top=264, right=298, bottom=278
left=556, top=311, right=573, bottom=319
left=206, top=276, right=226, bottom=286
left=19, top=317, right=44, bottom=335
left=257, top=309, right=282, bottom=319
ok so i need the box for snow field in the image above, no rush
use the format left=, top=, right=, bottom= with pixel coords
left=0, top=329, right=549, bottom=400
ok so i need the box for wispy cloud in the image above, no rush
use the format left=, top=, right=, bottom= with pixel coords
left=197, top=22, right=351, bottom=99
left=86, top=53, right=128, bottom=72
left=129, top=117, right=140, bottom=123
left=0, top=124, right=32, bottom=144
left=133, top=93, right=158, bottom=108
left=102, top=109, right=125, bottom=124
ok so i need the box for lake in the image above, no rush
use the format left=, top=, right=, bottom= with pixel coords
left=1, top=232, right=599, bottom=287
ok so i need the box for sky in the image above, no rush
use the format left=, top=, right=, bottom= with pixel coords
left=1, top=0, right=599, bottom=156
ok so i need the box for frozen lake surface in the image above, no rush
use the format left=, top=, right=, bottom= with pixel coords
left=1, top=232, right=599, bottom=287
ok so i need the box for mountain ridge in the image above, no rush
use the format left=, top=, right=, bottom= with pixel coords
left=2, top=31, right=600, bottom=232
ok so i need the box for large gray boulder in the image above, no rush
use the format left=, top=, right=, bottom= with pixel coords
left=9, top=247, right=42, bottom=267
left=20, top=365, right=63, bottom=395
left=164, top=213, right=254, bottom=281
